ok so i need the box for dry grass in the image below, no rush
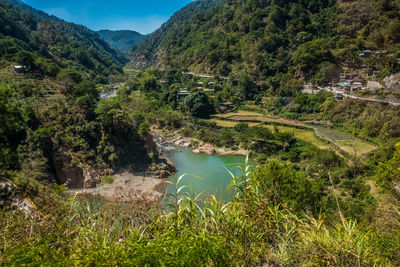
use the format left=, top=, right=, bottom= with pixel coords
left=314, top=126, right=354, bottom=141
left=209, top=118, right=329, bottom=150
left=212, top=111, right=377, bottom=156
left=336, top=141, right=377, bottom=156
left=261, top=125, right=330, bottom=150
left=229, top=115, right=265, bottom=121
left=215, top=110, right=263, bottom=118
left=208, top=119, right=259, bottom=127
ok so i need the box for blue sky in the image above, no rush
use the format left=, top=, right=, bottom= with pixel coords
left=23, top=0, right=193, bottom=34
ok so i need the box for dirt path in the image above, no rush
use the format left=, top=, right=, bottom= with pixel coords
left=322, top=87, right=400, bottom=106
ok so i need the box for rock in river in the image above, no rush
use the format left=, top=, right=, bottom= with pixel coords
left=193, top=145, right=216, bottom=155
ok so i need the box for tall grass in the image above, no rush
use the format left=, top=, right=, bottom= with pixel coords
left=0, top=166, right=398, bottom=266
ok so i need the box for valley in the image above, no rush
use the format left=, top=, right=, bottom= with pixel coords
left=1, top=0, right=400, bottom=266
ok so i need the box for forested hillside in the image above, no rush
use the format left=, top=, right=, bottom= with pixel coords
left=135, top=0, right=400, bottom=94
left=98, top=30, right=147, bottom=54
left=0, top=0, right=151, bottom=188
left=1, top=0, right=126, bottom=81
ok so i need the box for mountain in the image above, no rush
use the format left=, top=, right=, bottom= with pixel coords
left=97, top=30, right=147, bottom=54
left=7, top=0, right=59, bottom=21
left=4, top=0, right=127, bottom=77
left=0, top=0, right=150, bottom=177
left=134, top=0, right=400, bottom=94
left=134, top=0, right=222, bottom=67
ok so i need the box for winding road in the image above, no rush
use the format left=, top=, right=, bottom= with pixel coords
left=321, top=87, right=400, bottom=106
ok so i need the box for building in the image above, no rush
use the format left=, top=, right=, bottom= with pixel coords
left=14, top=65, right=26, bottom=74
left=350, top=84, right=363, bottom=91
left=338, top=81, right=350, bottom=88
left=302, top=84, right=319, bottom=94
left=177, top=89, right=189, bottom=99
left=359, top=50, right=371, bottom=58
left=335, top=93, right=344, bottom=100
left=350, top=81, right=363, bottom=91
left=367, top=81, right=382, bottom=90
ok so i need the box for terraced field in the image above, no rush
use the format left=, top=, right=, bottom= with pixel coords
left=336, top=141, right=377, bottom=156
left=211, top=111, right=377, bottom=156
left=208, top=119, right=259, bottom=128
left=262, top=125, right=330, bottom=150
left=215, top=110, right=263, bottom=118
left=209, top=119, right=329, bottom=150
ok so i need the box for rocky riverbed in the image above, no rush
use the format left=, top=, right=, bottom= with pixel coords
left=153, top=131, right=247, bottom=156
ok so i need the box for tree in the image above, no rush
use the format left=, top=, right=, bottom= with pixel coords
left=292, top=38, right=334, bottom=74
left=375, top=143, right=400, bottom=199
left=95, top=99, right=148, bottom=167
left=184, top=91, right=215, bottom=118
left=139, top=73, right=158, bottom=92
left=15, top=50, right=35, bottom=71
left=238, top=73, right=257, bottom=100
left=0, top=84, right=32, bottom=170
left=253, top=161, right=323, bottom=212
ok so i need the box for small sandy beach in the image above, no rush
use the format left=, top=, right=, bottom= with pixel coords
left=70, top=171, right=168, bottom=203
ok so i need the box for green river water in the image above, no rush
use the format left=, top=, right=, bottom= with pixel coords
left=166, top=148, right=250, bottom=202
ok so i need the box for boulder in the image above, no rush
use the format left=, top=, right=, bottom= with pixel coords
left=53, top=152, right=100, bottom=188
left=150, top=157, right=177, bottom=178
left=82, top=168, right=101, bottom=188
left=173, top=136, right=191, bottom=147
left=384, top=72, right=400, bottom=92
left=53, top=153, right=84, bottom=188
left=193, top=145, right=216, bottom=155
left=0, top=182, right=36, bottom=214
left=143, top=133, right=159, bottom=153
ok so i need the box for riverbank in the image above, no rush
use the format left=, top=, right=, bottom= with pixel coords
left=66, top=130, right=247, bottom=203
left=67, top=171, right=169, bottom=203
left=153, top=130, right=248, bottom=156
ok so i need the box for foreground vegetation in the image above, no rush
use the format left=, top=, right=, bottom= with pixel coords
left=1, top=156, right=400, bottom=266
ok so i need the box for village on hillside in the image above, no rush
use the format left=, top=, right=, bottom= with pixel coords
left=303, top=50, right=400, bottom=105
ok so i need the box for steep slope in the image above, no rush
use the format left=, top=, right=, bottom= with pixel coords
left=5, top=0, right=127, bottom=77
left=97, top=30, right=147, bottom=54
left=134, top=0, right=400, bottom=91
left=0, top=0, right=151, bottom=187
left=134, top=0, right=222, bottom=66
left=7, top=0, right=60, bottom=21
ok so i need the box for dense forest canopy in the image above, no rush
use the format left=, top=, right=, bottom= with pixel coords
left=1, top=0, right=126, bottom=80
left=134, top=0, right=400, bottom=94
left=0, top=0, right=151, bottom=185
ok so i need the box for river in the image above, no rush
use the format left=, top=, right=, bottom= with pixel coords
left=164, top=147, right=250, bottom=202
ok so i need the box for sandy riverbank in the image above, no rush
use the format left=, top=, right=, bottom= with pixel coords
left=67, top=131, right=247, bottom=203
left=68, top=171, right=169, bottom=203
